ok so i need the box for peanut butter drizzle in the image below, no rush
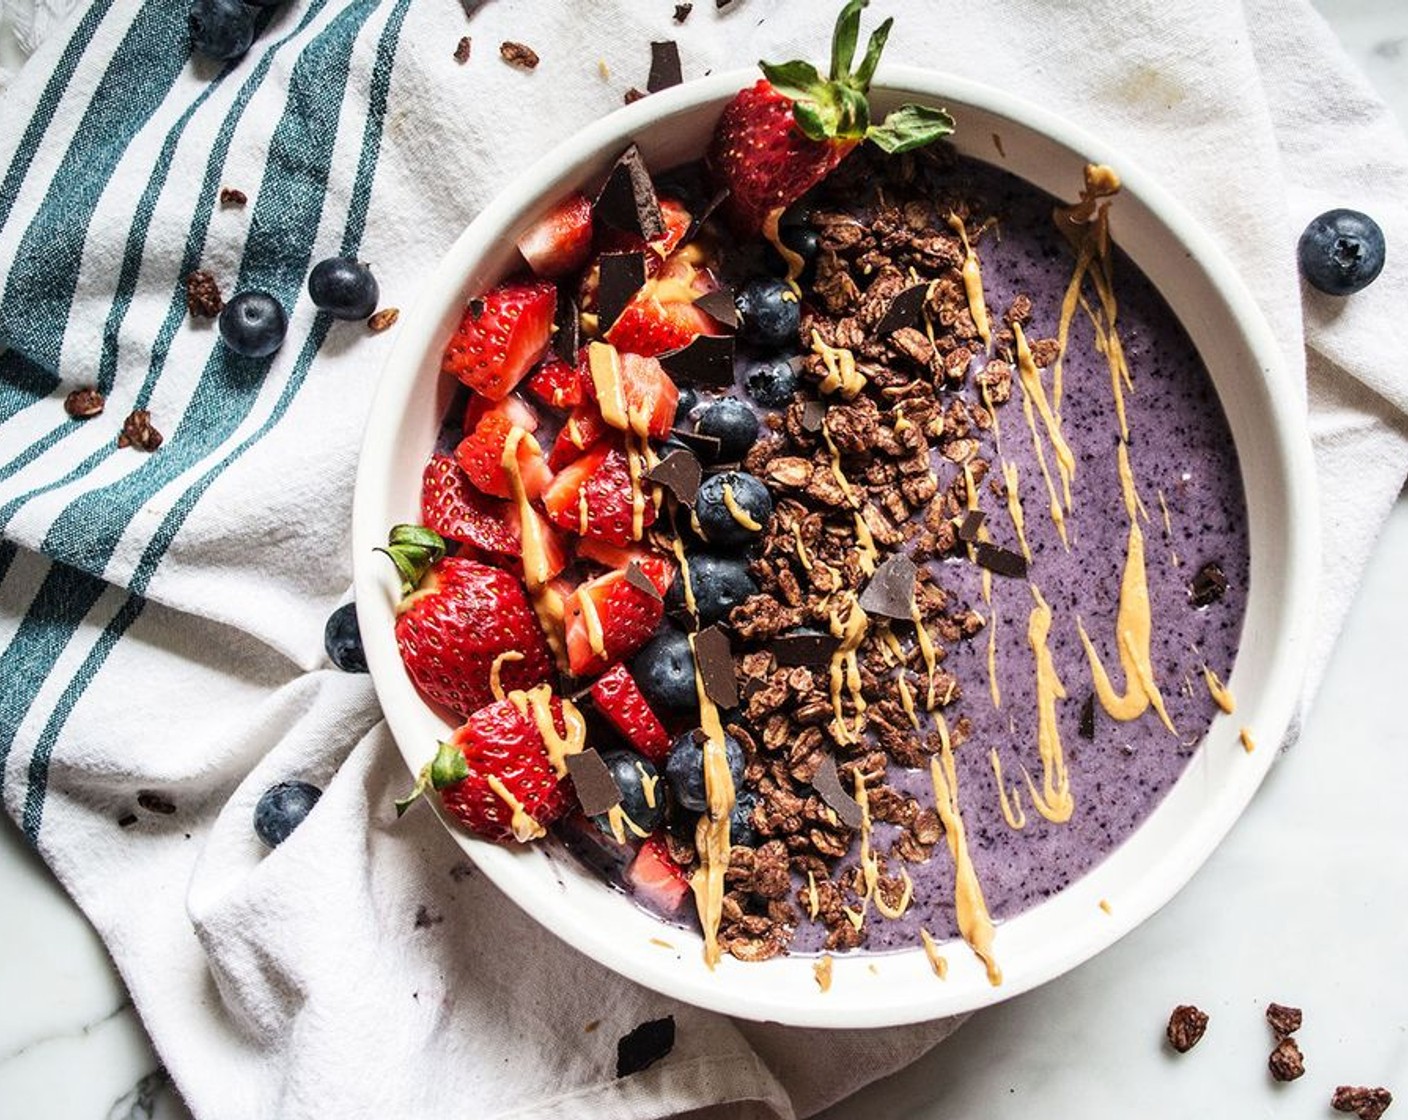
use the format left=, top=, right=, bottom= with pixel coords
left=605, top=803, right=650, bottom=844
left=946, top=213, right=992, bottom=351
left=873, top=868, right=914, bottom=920
left=626, top=435, right=647, bottom=540
left=1001, top=462, right=1033, bottom=563
left=1239, top=727, right=1256, bottom=753
left=721, top=481, right=763, bottom=531
left=1076, top=443, right=1176, bottom=734
left=588, top=341, right=628, bottom=431
left=853, top=511, right=879, bottom=575
left=929, top=716, right=1002, bottom=985
left=687, top=632, right=735, bottom=969
left=1019, top=381, right=1070, bottom=550
left=763, top=208, right=806, bottom=290
left=813, top=954, right=834, bottom=993
left=910, top=599, right=941, bottom=709
left=579, top=585, right=607, bottom=657
left=980, top=381, right=1003, bottom=452
left=507, top=684, right=587, bottom=777
left=896, top=670, right=921, bottom=731
left=810, top=329, right=867, bottom=399
left=986, top=600, right=1002, bottom=710
left=649, top=937, right=675, bottom=950
left=669, top=530, right=699, bottom=618
left=501, top=427, right=568, bottom=670
left=827, top=595, right=870, bottom=745
left=919, top=928, right=949, bottom=980
left=1023, top=584, right=1075, bottom=824
left=489, top=650, right=524, bottom=702
left=577, top=490, right=590, bottom=536
left=637, top=762, right=660, bottom=809
left=1014, top=323, right=1075, bottom=511
left=820, top=417, right=861, bottom=507
left=486, top=773, right=546, bottom=842
left=791, top=519, right=814, bottom=571
left=1202, top=666, right=1236, bottom=714
left=962, top=463, right=993, bottom=605
left=988, top=747, right=1027, bottom=830
left=1051, top=236, right=1095, bottom=412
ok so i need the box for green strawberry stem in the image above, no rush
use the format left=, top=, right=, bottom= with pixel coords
left=377, top=524, right=447, bottom=596
left=759, top=0, right=955, bottom=154
left=394, top=741, right=469, bottom=817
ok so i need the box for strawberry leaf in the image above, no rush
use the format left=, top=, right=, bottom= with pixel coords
left=430, top=740, right=470, bottom=789
left=377, top=524, right=447, bottom=595
left=851, top=16, right=893, bottom=90
left=793, top=99, right=832, bottom=142
left=830, top=0, right=867, bottom=82
left=866, top=104, right=956, bottom=153
left=395, top=762, right=433, bottom=817
left=759, top=59, right=825, bottom=102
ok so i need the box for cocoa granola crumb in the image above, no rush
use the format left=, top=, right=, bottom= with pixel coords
left=499, top=41, right=539, bottom=69
left=624, top=87, right=647, bottom=104
left=367, top=307, right=400, bottom=332
left=1332, top=1086, right=1393, bottom=1120
left=1268, top=1037, right=1305, bottom=1082
left=219, top=187, right=247, bottom=207
left=117, top=409, right=162, bottom=452
left=1166, top=1004, right=1209, bottom=1053
left=1265, top=1001, right=1302, bottom=1039
left=64, top=387, right=105, bottom=419
left=453, top=35, right=472, bottom=64
left=185, top=269, right=223, bottom=318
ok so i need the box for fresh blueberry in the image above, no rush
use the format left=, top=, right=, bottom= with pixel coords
left=308, top=256, right=380, bottom=320
left=695, top=398, right=759, bottom=463
left=745, top=357, right=799, bottom=408
left=593, top=751, right=665, bottom=836
left=695, top=470, right=772, bottom=546
left=781, top=223, right=820, bottom=264
left=664, top=730, right=745, bottom=812
left=219, top=290, right=287, bottom=357
left=674, top=386, right=700, bottom=422
left=665, top=553, right=758, bottom=627
left=632, top=626, right=697, bottom=713
left=736, top=278, right=801, bottom=351
left=323, top=602, right=367, bottom=673
left=253, top=780, right=321, bottom=848
left=1298, top=209, right=1386, bottom=295
left=189, top=0, right=255, bottom=62
left=729, top=788, right=759, bottom=847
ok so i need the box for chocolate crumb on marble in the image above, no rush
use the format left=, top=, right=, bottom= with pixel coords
left=1166, top=1004, right=1209, bottom=1053
left=453, top=36, right=472, bottom=64
left=218, top=187, right=247, bottom=207
left=1265, top=1001, right=1302, bottom=1039
left=616, top=1016, right=676, bottom=1077
left=1332, top=1086, right=1393, bottom=1120
left=499, top=41, right=539, bottom=69
left=1269, top=1037, right=1305, bottom=1082
left=185, top=269, right=223, bottom=318
left=117, top=409, right=162, bottom=452
left=64, top=387, right=105, bottom=419
left=673, top=2, right=693, bottom=20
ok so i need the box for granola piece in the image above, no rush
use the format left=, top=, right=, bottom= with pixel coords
left=976, top=358, right=1012, bottom=404
left=1265, top=1001, right=1302, bottom=1039
left=117, top=409, right=162, bottom=452
left=367, top=307, right=399, bottom=332
left=765, top=456, right=813, bottom=490
left=751, top=840, right=791, bottom=899
left=889, top=326, right=935, bottom=367
left=730, top=594, right=802, bottom=641
left=1028, top=337, right=1060, bottom=368
left=1268, top=1037, right=1305, bottom=1082
left=1166, top=1005, right=1209, bottom=1053
left=813, top=249, right=860, bottom=314
left=219, top=187, right=247, bottom=207
left=63, top=387, right=105, bottom=419
left=624, top=88, right=647, bottom=105
left=499, top=41, right=539, bottom=69
left=1003, top=294, right=1032, bottom=326
left=743, top=435, right=782, bottom=476
left=825, top=396, right=881, bottom=454
left=1332, top=1087, right=1393, bottom=1120
left=185, top=269, right=223, bottom=318
left=453, top=35, right=472, bottom=63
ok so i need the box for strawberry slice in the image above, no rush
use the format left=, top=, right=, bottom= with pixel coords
left=542, top=440, right=657, bottom=547
left=464, top=390, right=538, bottom=435
left=516, top=191, right=594, bottom=279
left=442, top=279, right=557, bottom=400
left=563, top=562, right=666, bottom=676
left=576, top=538, right=664, bottom=571
left=505, top=502, right=568, bottom=579
left=455, top=400, right=553, bottom=501
left=547, top=400, right=610, bottom=470
left=590, top=664, right=671, bottom=762
left=627, top=834, right=692, bottom=913
left=604, top=294, right=719, bottom=358
left=421, top=454, right=520, bottom=556
left=598, top=197, right=693, bottom=269
left=618, top=352, right=679, bottom=439
left=525, top=352, right=592, bottom=411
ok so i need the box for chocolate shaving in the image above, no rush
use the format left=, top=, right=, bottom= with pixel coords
left=658, top=334, right=734, bottom=387
left=553, top=293, right=579, bottom=364
left=692, top=284, right=738, bottom=330
left=673, top=2, right=692, bottom=20
left=1078, top=694, right=1096, bottom=741
left=694, top=625, right=738, bottom=709
left=957, top=509, right=986, bottom=543
left=566, top=749, right=623, bottom=817
left=876, top=283, right=929, bottom=334
left=616, top=1015, right=676, bottom=1077
left=683, top=187, right=730, bottom=245
left=800, top=399, right=827, bottom=432
left=811, top=755, right=864, bottom=829
left=647, top=41, right=682, bottom=93
left=594, top=143, right=664, bottom=240
left=644, top=450, right=702, bottom=506
left=770, top=630, right=841, bottom=667
left=625, top=561, right=663, bottom=601
left=974, top=541, right=1028, bottom=578
left=669, top=428, right=721, bottom=459
left=597, top=251, right=647, bottom=331
left=857, top=553, right=916, bottom=620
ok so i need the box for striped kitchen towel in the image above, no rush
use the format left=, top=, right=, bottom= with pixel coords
left=0, top=1, right=1405, bottom=1117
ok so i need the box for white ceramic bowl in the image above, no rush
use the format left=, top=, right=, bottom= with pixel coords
left=352, top=66, right=1317, bottom=1027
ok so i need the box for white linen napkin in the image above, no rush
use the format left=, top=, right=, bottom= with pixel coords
left=0, top=1, right=1403, bottom=1117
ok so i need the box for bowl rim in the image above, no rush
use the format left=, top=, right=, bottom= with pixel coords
left=352, top=63, right=1319, bottom=1027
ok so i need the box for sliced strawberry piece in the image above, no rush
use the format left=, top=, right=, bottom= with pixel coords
left=619, top=352, right=679, bottom=438
left=590, top=664, right=671, bottom=762
left=442, top=279, right=557, bottom=400
left=627, top=834, right=691, bottom=913
left=526, top=355, right=588, bottom=411
left=548, top=400, right=610, bottom=470
left=464, top=391, right=538, bottom=435
left=542, top=440, right=656, bottom=547
left=505, top=502, right=567, bottom=579
left=631, top=555, right=675, bottom=597
left=563, top=565, right=664, bottom=676
left=605, top=295, right=719, bottom=358
left=455, top=407, right=553, bottom=501
left=597, top=197, right=693, bottom=269
left=516, top=191, right=594, bottom=279
left=420, top=454, right=520, bottom=556
left=576, top=538, right=663, bottom=571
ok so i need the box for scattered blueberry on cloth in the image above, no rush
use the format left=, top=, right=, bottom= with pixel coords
left=0, top=2, right=1405, bottom=1118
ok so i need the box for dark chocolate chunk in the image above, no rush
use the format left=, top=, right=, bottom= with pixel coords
left=616, top=1015, right=676, bottom=1077
left=693, top=625, right=738, bottom=709
left=691, top=284, right=739, bottom=330
left=684, top=188, right=730, bottom=245
left=117, top=813, right=138, bottom=829
left=644, top=449, right=702, bottom=506
left=566, top=748, right=623, bottom=817
left=1190, top=561, right=1228, bottom=607
left=647, top=41, right=682, bottom=93
left=1265, top=1002, right=1302, bottom=1040
left=594, top=143, right=664, bottom=240
left=974, top=541, right=1028, bottom=579
left=876, top=283, right=929, bottom=335
left=800, top=399, right=827, bottom=432
left=137, top=790, right=176, bottom=815
left=625, top=561, right=663, bottom=601
left=658, top=334, right=735, bottom=387
left=957, top=509, right=986, bottom=543
left=673, top=2, right=692, bottom=20
left=771, top=630, right=841, bottom=667
left=1078, top=694, right=1096, bottom=741
left=857, top=554, right=917, bottom=620
left=669, top=428, right=722, bottom=459
left=811, top=755, right=864, bottom=829
left=553, top=293, right=579, bottom=364
left=597, top=251, right=647, bottom=332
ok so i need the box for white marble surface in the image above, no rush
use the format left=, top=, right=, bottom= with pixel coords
left=1, top=3, right=1404, bottom=1118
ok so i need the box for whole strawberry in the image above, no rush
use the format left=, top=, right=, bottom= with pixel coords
left=379, top=525, right=554, bottom=718
left=706, top=0, right=954, bottom=235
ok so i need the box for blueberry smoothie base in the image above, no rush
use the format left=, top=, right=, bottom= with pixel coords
left=542, top=141, right=1251, bottom=968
